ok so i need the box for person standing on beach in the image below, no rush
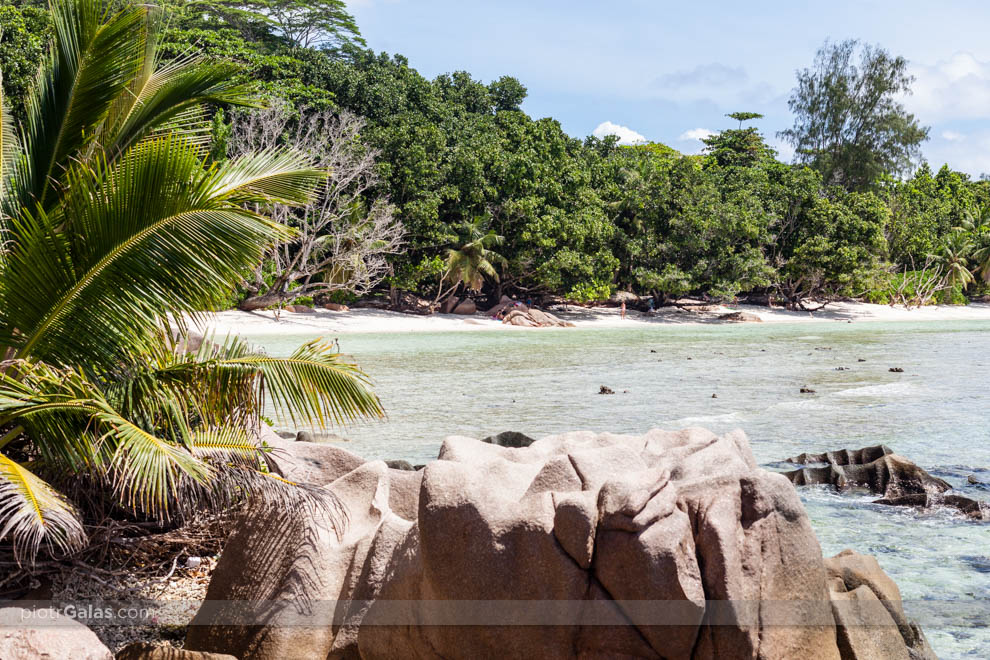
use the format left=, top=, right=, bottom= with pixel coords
left=620, top=300, right=626, bottom=320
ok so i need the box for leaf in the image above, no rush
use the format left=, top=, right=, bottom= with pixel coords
left=0, top=451, right=86, bottom=564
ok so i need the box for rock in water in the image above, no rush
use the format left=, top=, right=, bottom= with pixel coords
left=481, top=430, right=536, bottom=447
left=0, top=607, right=112, bottom=659
left=784, top=444, right=989, bottom=520
left=826, top=551, right=938, bottom=660
left=186, top=428, right=932, bottom=660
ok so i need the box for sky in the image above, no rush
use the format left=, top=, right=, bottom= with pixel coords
left=346, top=0, right=990, bottom=177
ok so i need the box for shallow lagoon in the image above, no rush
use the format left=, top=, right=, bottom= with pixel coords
left=247, top=320, right=990, bottom=658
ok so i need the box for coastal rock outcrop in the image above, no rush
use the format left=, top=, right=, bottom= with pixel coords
left=0, top=607, right=113, bottom=659
left=718, top=311, right=762, bottom=322
left=452, top=299, right=477, bottom=315
left=187, top=428, right=931, bottom=660
left=502, top=308, right=575, bottom=327
left=784, top=445, right=989, bottom=520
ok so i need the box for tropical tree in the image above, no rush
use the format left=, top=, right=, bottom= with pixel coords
left=938, top=231, right=975, bottom=290
left=780, top=39, right=929, bottom=192
left=0, top=0, right=382, bottom=562
left=437, top=216, right=506, bottom=301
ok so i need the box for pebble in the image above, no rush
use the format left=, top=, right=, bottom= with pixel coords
left=185, top=556, right=202, bottom=569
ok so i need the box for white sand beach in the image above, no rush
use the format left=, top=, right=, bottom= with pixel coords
left=196, top=301, right=990, bottom=336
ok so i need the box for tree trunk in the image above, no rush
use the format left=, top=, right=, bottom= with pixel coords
left=238, top=292, right=285, bottom=311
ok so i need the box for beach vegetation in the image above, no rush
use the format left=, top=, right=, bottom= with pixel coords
left=0, top=0, right=382, bottom=562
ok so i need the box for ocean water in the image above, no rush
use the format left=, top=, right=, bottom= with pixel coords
left=245, top=319, right=990, bottom=658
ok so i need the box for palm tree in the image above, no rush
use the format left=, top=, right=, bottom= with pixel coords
left=938, top=231, right=975, bottom=291
left=443, top=215, right=507, bottom=294
left=0, top=0, right=382, bottom=562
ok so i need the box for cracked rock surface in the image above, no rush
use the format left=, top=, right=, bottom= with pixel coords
left=187, top=428, right=935, bottom=659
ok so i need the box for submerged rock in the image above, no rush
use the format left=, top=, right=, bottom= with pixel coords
left=187, top=428, right=931, bottom=660
left=784, top=444, right=988, bottom=521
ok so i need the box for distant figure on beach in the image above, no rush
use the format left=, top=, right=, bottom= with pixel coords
left=526, top=298, right=533, bottom=308
left=620, top=300, right=626, bottom=319
left=647, top=297, right=655, bottom=313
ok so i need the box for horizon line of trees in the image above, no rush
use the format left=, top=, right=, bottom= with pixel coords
left=3, top=0, right=990, bottom=311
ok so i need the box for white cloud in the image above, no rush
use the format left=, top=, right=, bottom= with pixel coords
left=592, top=121, right=646, bottom=145
left=907, top=53, right=990, bottom=122
left=941, top=130, right=965, bottom=142
left=677, top=128, right=715, bottom=141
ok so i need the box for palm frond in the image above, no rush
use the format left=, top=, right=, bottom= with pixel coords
left=0, top=451, right=86, bottom=563
left=19, top=0, right=148, bottom=210
left=101, top=49, right=255, bottom=159
left=150, top=334, right=383, bottom=429
left=0, top=135, right=321, bottom=370
left=0, top=68, right=20, bottom=206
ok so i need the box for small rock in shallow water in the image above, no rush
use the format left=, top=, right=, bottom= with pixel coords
left=598, top=385, right=615, bottom=395
left=889, top=367, right=904, bottom=373
left=711, top=393, right=718, bottom=398
left=800, top=387, right=816, bottom=394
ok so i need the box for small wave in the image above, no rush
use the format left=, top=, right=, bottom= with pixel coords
left=666, top=411, right=742, bottom=425
left=833, top=382, right=921, bottom=398
left=771, top=399, right=833, bottom=411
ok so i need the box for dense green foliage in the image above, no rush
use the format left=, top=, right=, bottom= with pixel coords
left=3, top=0, right=988, bottom=312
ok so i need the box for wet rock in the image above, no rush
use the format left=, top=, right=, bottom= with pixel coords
left=784, top=449, right=950, bottom=498
left=717, top=311, right=762, bottom=322
left=875, top=493, right=990, bottom=521
left=826, top=550, right=937, bottom=660
left=598, top=385, right=615, bottom=395
left=800, top=387, right=816, bottom=394
left=889, top=367, right=904, bottom=373
left=784, top=445, right=989, bottom=521
left=482, top=431, right=536, bottom=448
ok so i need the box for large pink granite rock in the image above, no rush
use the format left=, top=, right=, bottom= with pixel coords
left=187, top=428, right=933, bottom=660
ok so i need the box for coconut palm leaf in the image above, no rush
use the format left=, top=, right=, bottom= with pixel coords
left=17, top=0, right=148, bottom=211
left=0, top=136, right=322, bottom=371
left=99, top=51, right=255, bottom=160
left=150, top=334, right=384, bottom=429
left=0, top=69, right=19, bottom=205
left=0, top=451, right=86, bottom=563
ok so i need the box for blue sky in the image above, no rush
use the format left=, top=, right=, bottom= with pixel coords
left=347, top=0, right=990, bottom=176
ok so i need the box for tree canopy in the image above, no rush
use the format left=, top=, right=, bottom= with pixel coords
left=779, top=39, right=930, bottom=192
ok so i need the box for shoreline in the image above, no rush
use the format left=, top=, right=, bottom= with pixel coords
left=196, top=300, right=990, bottom=337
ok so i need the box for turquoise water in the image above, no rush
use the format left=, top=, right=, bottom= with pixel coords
left=247, top=320, right=990, bottom=658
